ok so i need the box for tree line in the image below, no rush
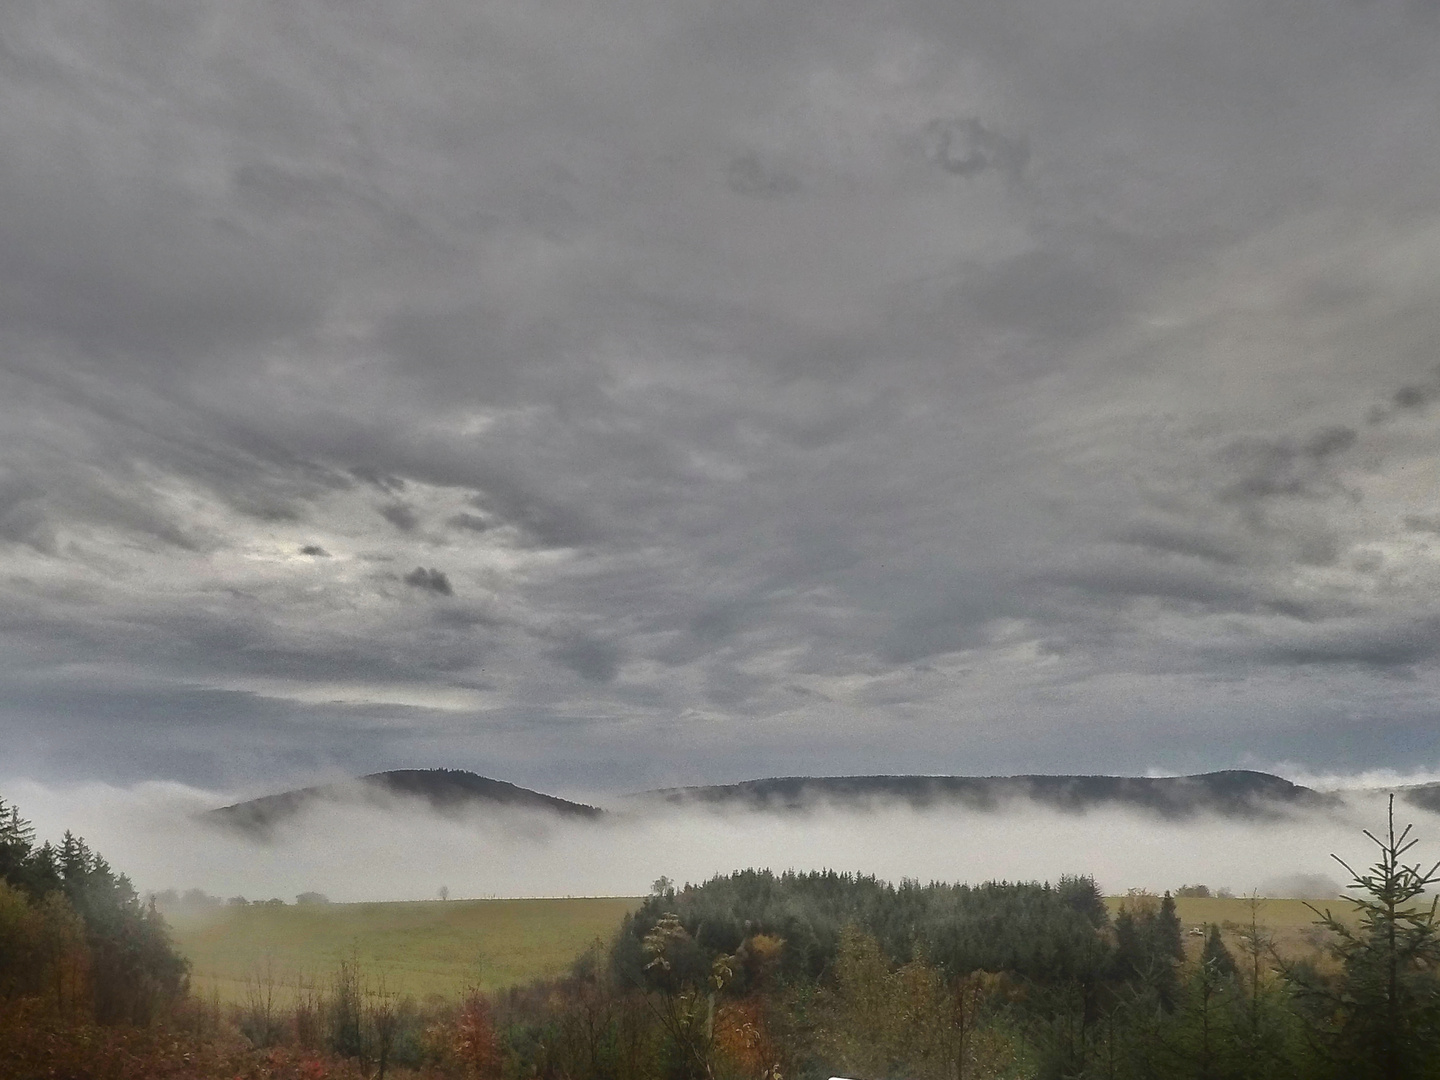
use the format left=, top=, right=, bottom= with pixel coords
left=0, top=796, right=188, bottom=1026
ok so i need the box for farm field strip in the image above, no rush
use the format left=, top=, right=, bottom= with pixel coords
left=167, top=896, right=641, bottom=1004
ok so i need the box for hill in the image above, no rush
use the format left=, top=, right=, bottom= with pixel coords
left=628, top=769, right=1336, bottom=819
left=205, top=767, right=1344, bottom=840
left=1401, top=782, right=1440, bottom=815
left=206, top=769, right=603, bottom=839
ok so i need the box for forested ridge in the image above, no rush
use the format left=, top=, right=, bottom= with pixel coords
left=4, top=793, right=1440, bottom=1079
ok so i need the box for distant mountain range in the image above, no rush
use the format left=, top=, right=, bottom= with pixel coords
left=208, top=769, right=602, bottom=839
left=627, top=770, right=1338, bottom=819
left=205, top=766, right=1408, bottom=840
left=1399, top=782, right=1440, bottom=815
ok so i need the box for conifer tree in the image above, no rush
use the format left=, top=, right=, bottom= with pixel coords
left=1202, top=925, right=1237, bottom=981
left=1299, top=795, right=1440, bottom=1080
left=1158, top=892, right=1185, bottom=962
left=1113, top=892, right=1185, bottom=1011
left=0, top=799, right=35, bottom=878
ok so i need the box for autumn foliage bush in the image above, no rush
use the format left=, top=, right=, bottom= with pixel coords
left=433, top=991, right=501, bottom=1078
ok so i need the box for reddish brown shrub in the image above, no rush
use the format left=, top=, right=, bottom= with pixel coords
left=451, top=991, right=501, bottom=1079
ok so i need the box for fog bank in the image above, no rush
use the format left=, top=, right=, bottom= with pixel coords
left=7, top=778, right=1429, bottom=903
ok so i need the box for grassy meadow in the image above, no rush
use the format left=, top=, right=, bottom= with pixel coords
left=168, top=896, right=641, bottom=1004
left=168, top=891, right=1353, bottom=1005
left=1107, top=894, right=1355, bottom=970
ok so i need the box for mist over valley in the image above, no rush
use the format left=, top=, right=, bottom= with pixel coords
left=10, top=767, right=1437, bottom=904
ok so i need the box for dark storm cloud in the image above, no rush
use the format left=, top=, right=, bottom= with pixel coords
left=351, top=468, right=407, bottom=495
left=1111, top=523, right=1246, bottom=567
left=550, top=636, right=623, bottom=684
left=1404, top=515, right=1440, bottom=535
left=1048, top=560, right=1266, bottom=613
left=1305, top=427, right=1359, bottom=459
left=447, top=513, right=491, bottom=534
left=5, top=0, right=1440, bottom=791
left=1369, top=367, right=1440, bottom=423
left=403, top=568, right=454, bottom=596
left=1258, top=628, right=1440, bottom=672
left=1216, top=428, right=1360, bottom=507
left=380, top=503, right=420, bottom=533
left=465, top=486, right=596, bottom=550
left=924, top=117, right=1029, bottom=182
left=1393, top=379, right=1438, bottom=411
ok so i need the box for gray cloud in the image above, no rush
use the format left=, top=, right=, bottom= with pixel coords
left=1367, top=367, right=1440, bottom=423
left=0, top=474, right=52, bottom=553
left=1249, top=616, right=1440, bottom=672
left=467, top=485, right=596, bottom=550
left=550, top=636, right=623, bottom=684
left=447, top=512, right=491, bottom=533
left=4, top=0, right=1440, bottom=792
left=1112, top=522, right=1246, bottom=567
left=1048, top=559, right=1267, bottom=614
left=403, top=567, right=453, bottom=596
left=1305, top=426, right=1359, bottom=459
left=352, top=468, right=407, bottom=495
left=963, top=251, right=1124, bottom=340
left=1405, top=515, right=1440, bottom=535
left=923, top=117, right=1029, bottom=182
left=380, top=503, right=420, bottom=533
left=726, top=154, right=803, bottom=198
left=1217, top=428, right=1360, bottom=507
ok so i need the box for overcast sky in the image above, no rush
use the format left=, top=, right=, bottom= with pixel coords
left=4, top=0, right=1440, bottom=796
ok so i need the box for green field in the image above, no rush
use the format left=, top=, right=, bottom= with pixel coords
left=1107, top=895, right=1356, bottom=969
left=171, top=893, right=1353, bottom=1005
left=168, top=896, right=640, bottom=1004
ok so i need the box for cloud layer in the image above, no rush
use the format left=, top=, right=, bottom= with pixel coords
left=4, top=0, right=1440, bottom=788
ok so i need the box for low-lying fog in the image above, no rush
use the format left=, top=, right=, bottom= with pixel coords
left=5, top=779, right=1432, bottom=903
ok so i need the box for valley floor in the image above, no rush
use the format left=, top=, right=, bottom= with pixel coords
left=168, top=892, right=1349, bottom=1007
left=167, top=895, right=641, bottom=1004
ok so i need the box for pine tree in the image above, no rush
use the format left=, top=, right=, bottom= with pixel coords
left=1300, top=795, right=1440, bottom=1080
left=1158, top=893, right=1185, bottom=962
left=0, top=799, right=36, bottom=879
left=1174, top=939, right=1239, bottom=1080
left=1113, top=893, right=1185, bottom=1012
left=1201, top=925, right=1237, bottom=981
left=0, top=800, right=61, bottom=899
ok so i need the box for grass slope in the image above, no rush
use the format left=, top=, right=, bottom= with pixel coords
left=1107, top=895, right=1355, bottom=970
left=168, top=896, right=640, bottom=1004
